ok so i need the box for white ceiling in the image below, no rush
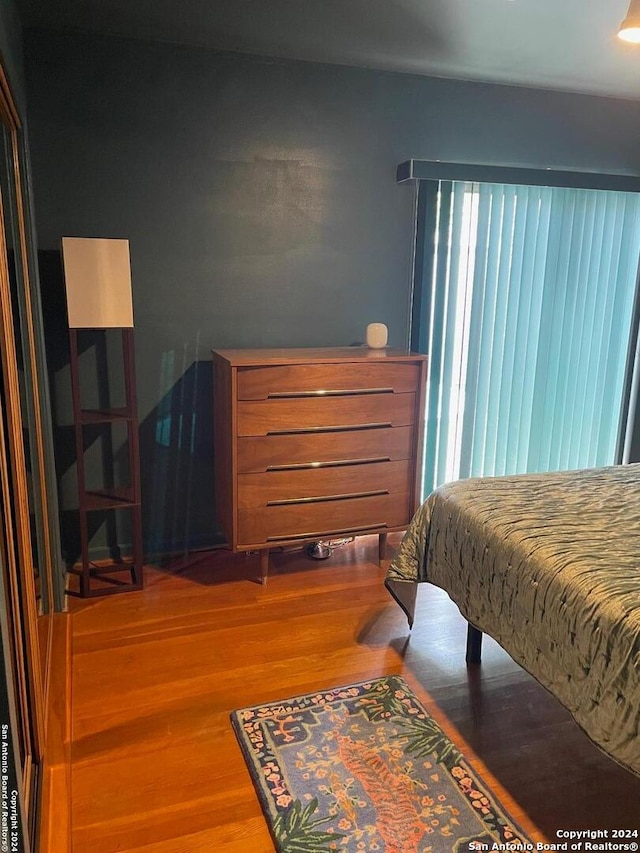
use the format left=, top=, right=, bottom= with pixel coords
left=14, top=0, right=640, bottom=101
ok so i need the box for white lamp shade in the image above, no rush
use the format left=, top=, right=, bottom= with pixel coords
left=619, top=0, right=640, bottom=41
left=61, top=237, right=134, bottom=328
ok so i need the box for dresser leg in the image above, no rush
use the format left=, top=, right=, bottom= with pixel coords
left=260, top=549, right=269, bottom=585
left=378, top=532, right=388, bottom=566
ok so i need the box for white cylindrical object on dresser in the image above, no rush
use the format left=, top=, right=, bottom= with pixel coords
left=366, top=322, right=388, bottom=349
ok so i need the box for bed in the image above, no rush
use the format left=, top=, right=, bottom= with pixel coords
left=385, top=463, right=640, bottom=776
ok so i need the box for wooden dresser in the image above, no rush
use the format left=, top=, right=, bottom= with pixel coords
left=212, top=347, right=427, bottom=581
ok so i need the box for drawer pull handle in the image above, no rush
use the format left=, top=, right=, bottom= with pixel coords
left=267, top=387, right=394, bottom=398
left=266, top=456, right=391, bottom=471
left=267, top=523, right=387, bottom=542
left=267, top=423, right=393, bottom=435
left=267, top=490, right=389, bottom=507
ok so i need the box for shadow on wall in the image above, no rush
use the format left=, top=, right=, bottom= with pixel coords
left=38, top=251, right=224, bottom=567
left=139, top=359, right=225, bottom=561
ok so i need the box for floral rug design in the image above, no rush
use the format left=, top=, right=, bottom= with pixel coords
left=231, top=674, right=533, bottom=852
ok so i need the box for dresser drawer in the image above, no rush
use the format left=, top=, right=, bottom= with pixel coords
left=237, top=393, right=416, bottom=436
left=237, top=492, right=411, bottom=546
left=237, top=460, right=411, bottom=509
left=237, top=362, right=420, bottom=400
left=237, top=426, right=414, bottom=473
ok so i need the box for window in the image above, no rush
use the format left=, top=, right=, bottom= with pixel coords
left=409, top=173, right=640, bottom=498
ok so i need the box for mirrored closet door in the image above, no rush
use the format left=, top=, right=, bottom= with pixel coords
left=0, top=61, right=57, bottom=846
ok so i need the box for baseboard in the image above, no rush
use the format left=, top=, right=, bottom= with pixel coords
left=38, top=612, right=72, bottom=852
left=66, top=533, right=227, bottom=570
left=143, top=536, right=227, bottom=564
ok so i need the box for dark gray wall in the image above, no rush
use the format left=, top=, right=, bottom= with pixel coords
left=22, top=28, right=640, bottom=559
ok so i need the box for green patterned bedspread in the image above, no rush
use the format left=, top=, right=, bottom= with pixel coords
left=386, top=463, right=640, bottom=776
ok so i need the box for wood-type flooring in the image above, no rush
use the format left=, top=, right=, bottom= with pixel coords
left=68, top=536, right=640, bottom=851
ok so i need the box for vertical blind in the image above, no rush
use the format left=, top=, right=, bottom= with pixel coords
left=420, top=181, right=640, bottom=498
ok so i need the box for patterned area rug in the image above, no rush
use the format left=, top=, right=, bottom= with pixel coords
left=231, top=674, right=533, bottom=852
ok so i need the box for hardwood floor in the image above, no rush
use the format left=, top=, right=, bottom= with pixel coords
left=69, top=536, right=640, bottom=851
